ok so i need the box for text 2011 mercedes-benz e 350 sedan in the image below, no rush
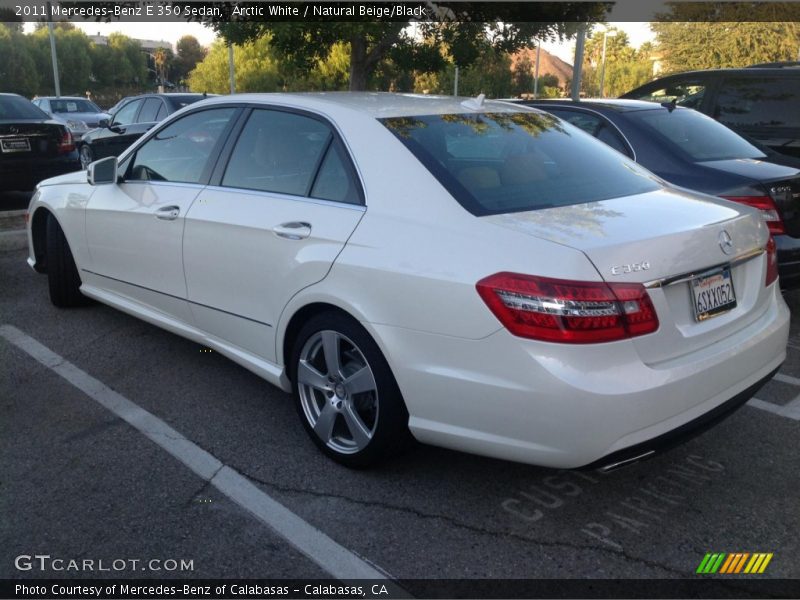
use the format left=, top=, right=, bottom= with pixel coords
left=26, top=93, right=789, bottom=470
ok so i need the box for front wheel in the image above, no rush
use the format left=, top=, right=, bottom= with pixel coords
left=291, top=312, right=411, bottom=467
left=45, top=214, right=88, bottom=307
left=79, top=144, right=93, bottom=170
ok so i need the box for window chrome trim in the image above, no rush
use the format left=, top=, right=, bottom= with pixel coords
left=643, top=247, right=764, bottom=289
left=202, top=184, right=367, bottom=212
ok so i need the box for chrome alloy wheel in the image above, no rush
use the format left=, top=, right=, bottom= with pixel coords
left=297, top=330, right=379, bottom=454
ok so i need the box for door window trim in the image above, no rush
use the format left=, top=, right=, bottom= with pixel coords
left=208, top=104, right=366, bottom=206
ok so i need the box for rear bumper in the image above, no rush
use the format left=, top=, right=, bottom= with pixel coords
left=0, top=153, right=80, bottom=191
left=775, top=233, right=800, bottom=290
left=582, top=366, right=778, bottom=471
left=371, top=284, right=789, bottom=469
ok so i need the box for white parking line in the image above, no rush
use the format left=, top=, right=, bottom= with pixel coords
left=0, top=324, right=395, bottom=582
left=773, top=372, right=800, bottom=387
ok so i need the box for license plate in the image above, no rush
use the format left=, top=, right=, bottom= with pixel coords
left=1, top=138, right=31, bottom=153
left=691, top=268, right=736, bottom=321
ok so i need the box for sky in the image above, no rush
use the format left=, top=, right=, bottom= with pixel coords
left=541, top=22, right=655, bottom=64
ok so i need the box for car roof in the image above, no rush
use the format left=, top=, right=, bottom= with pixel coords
left=524, top=99, right=666, bottom=113
left=643, top=67, right=800, bottom=78
left=196, top=92, right=530, bottom=119
left=36, top=96, right=93, bottom=101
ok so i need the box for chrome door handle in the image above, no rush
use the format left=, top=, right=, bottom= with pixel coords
left=155, top=205, right=180, bottom=221
left=273, top=222, right=312, bottom=240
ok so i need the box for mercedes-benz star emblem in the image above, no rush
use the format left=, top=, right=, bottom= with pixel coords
left=719, top=230, right=734, bottom=255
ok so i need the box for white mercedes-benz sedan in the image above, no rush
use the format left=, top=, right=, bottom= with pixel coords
left=26, top=93, right=789, bottom=470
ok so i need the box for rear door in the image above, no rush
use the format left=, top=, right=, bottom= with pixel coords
left=182, top=107, right=365, bottom=362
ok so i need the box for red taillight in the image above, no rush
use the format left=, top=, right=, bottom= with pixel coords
left=476, top=273, right=659, bottom=344
left=766, top=237, right=779, bottom=287
left=57, top=130, right=75, bottom=154
left=721, top=195, right=785, bottom=235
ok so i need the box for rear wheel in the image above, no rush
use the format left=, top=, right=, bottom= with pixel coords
left=45, top=214, right=87, bottom=307
left=291, top=312, right=411, bottom=467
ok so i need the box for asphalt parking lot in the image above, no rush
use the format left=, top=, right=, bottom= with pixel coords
left=1, top=202, right=799, bottom=591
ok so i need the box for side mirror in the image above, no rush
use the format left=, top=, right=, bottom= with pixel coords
left=98, top=118, right=109, bottom=128
left=87, top=156, right=118, bottom=185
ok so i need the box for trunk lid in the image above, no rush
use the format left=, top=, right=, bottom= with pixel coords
left=484, top=187, right=772, bottom=364
left=0, top=120, right=65, bottom=159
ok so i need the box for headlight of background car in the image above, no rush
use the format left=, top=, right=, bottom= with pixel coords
left=66, top=119, right=88, bottom=132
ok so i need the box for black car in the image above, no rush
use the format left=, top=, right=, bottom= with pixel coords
left=78, top=93, right=209, bottom=169
left=524, top=99, right=800, bottom=289
left=0, top=93, right=80, bottom=192
left=621, top=64, right=800, bottom=159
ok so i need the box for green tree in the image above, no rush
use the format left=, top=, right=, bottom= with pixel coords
left=106, top=32, right=148, bottom=87
left=188, top=37, right=282, bottom=93
left=581, top=27, right=655, bottom=97
left=173, top=35, right=207, bottom=85
left=30, top=25, right=93, bottom=94
left=0, top=24, right=39, bottom=96
left=206, top=5, right=606, bottom=90
left=651, top=22, right=800, bottom=73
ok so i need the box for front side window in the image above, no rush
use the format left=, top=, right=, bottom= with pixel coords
left=127, top=107, right=236, bottom=184
left=112, top=100, right=142, bottom=126
left=633, top=80, right=707, bottom=109
left=381, top=112, right=659, bottom=216
left=716, top=76, right=800, bottom=129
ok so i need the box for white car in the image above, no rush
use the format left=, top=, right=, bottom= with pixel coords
left=25, top=93, right=789, bottom=470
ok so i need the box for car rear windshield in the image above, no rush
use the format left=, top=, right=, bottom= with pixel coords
left=630, top=108, right=767, bottom=162
left=380, top=112, right=659, bottom=216
left=50, top=99, right=101, bottom=113
left=0, top=96, right=49, bottom=120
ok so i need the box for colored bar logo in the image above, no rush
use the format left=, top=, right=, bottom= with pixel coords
left=696, top=553, right=773, bottom=574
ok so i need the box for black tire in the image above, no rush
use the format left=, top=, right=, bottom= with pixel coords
left=45, top=214, right=88, bottom=307
left=290, top=311, right=411, bottom=468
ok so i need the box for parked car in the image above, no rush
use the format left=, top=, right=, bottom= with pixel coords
left=26, top=93, right=788, bottom=469
left=31, top=96, right=109, bottom=141
left=621, top=64, right=800, bottom=159
left=78, top=93, right=209, bottom=169
left=523, top=99, right=800, bottom=289
left=0, top=93, right=80, bottom=192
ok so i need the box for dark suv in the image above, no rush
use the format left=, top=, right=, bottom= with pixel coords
left=78, top=93, right=209, bottom=168
left=622, top=64, right=800, bottom=160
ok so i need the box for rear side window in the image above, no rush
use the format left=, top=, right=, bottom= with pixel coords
left=630, top=80, right=707, bottom=109
left=716, top=76, right=800, bottom=129
left=381, top=112, right=658, bottom=216
left=223, top=109, right=331, bottom=197
left=545, top=109, right=632, bottom=157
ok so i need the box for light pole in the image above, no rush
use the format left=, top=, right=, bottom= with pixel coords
left=533, top=40, right=541, bottom=99
left=599, top=29, right=617, bottom=98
